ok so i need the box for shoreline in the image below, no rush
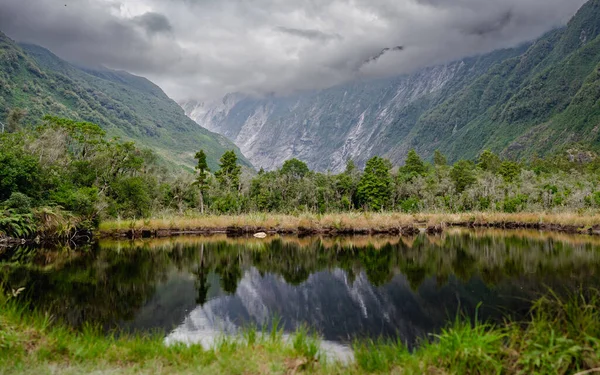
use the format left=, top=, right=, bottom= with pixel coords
left=4, top=212, right=600, bottom=247
left=98, top=212, right=600, bottom=239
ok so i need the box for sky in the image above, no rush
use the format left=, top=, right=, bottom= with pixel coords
left=0, top=0, right=588, bottom=101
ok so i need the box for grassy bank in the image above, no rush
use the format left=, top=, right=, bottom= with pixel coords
left=1, top=291, right=599, bottom=374
left=99, top=212, right=600, bottom=237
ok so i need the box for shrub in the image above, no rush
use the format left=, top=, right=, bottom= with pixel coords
left=3, top=192, right=32, bottom=214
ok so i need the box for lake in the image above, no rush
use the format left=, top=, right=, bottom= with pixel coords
left=2, top=229, right=600, bottom=356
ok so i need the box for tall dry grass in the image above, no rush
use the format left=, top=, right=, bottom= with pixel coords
left=99, top=211, right=600, bottom=232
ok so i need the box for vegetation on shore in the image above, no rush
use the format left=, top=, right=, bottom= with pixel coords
left=1, top=288, right=599, bottom=374
left=5, top=114, right=600, bottom=241
left=100, top=211, right=600, bottom=236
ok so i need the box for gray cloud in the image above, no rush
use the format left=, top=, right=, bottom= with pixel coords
left=133, top=12, right=173, bottom=35
left=461, top=10, right=514, bottom=36
left=275, top=26, right=341, bottom=41
left=0, top=0, right=589, bottom=101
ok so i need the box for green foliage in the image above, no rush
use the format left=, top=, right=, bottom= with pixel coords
left=429, top=317, right=506, bottom=374
left=3, top=192, right=32, bottom=214
left=0, top=209, right=36, bottom=238
left=194, top=149, right=210, bottom=189
left=215, top=150, right=241, bottom=191
left=194, top=149, right=210, bottom=214
left=110, top=177, right=154, bottom=218
left=501, top=194, right=529, bottom=213
left=499, top=161, right=522, bottom=183
left=478, top=150, right=501, bottom=172
left=354, top=339, right=408, bottom=373
left=357, top=156, right=392, bottom=211
left=399, top=197, right=420, bottom=213
left=450, top=160, right=476, bottom=193
left=401, top=149, right=427, bottom=178
left=433, top=149, right=447, bottom=166
left=280, top=158, right=309, bottom=179
left=0, top=135, right=43, bottom=201
left=291, top=326, right=320, bottom=361
left=397, top=3, right=600, bottom=164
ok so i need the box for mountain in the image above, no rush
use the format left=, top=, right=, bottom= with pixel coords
left=0, top=32, right=251, bottom=171
left=183, top=0, right=600, bottom=172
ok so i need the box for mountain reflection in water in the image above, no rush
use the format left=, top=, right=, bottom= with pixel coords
left=2, top=229, right=600, bottom=348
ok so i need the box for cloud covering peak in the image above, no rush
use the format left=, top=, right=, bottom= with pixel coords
left=0, top=0, right=587, bottom=100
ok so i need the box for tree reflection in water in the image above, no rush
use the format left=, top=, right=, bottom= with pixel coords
left=2, top=229, right=600, bottom=342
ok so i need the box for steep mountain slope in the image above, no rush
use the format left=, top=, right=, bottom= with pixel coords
left=183, top=0, right=600, bottom=172
left=0, top=32, right=250, bottom=170
left=408, top=0, right=600, bottom=161
left=182, top=48, right=525, bottom=172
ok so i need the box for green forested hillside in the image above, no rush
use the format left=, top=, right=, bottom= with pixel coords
left=0, top=32, right=250, bottom=170
left=410, top=0, right=600, bottom=161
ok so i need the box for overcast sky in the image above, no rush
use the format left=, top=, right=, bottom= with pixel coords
left=0, top=0, right=588, bottom=101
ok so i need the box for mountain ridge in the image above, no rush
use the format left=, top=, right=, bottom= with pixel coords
left=0, top=32, right=251, bottom=170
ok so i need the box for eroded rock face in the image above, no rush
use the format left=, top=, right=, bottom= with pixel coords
left=180, top=43, right=529, bottom=173
left=182, top=63, right=469, bottom=172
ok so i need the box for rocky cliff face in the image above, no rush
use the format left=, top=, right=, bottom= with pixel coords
left=182, top=0, right=600, bottom=172
left=182, top=55, right=513, bottom=172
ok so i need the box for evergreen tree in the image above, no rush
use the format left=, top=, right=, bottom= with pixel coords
left=499, top=161, right=521, bottom=183
left=478, top=150, right=501, bottom=172
left=215, top=150, right=241, bottom=191
left=450, top=160, right=476, bottom=193
left=433, top=149, right=447, bottom=167
left=336, top=160, right=359, bottom=209
left=401, top=149, right=426, bottom=179
left=194, top=149, right=210, bottom=214
left=357, top=156, right=392, bottom=211
left=405, top=150, right=426, bottom=173
left=344, top=160, right=356, bottom=174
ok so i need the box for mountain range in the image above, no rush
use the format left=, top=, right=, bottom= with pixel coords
left=0, top=32, right=250, bottom=171
left=183, top=0, right=600, bottom=172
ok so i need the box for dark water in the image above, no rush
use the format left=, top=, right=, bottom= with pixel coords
left=2, top=229, right=600, bottom=348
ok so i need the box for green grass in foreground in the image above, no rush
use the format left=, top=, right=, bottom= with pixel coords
left=1, top=291, right=600, bottom=374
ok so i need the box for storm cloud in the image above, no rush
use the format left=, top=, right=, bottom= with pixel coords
left=0, top=0, right=588, bottom=101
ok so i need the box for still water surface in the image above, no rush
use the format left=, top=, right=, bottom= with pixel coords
left=2, top=229, right=600, bottom=353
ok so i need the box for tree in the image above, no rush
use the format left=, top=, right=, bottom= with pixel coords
left=402, top=149, right=426, bottom=177
left=6, top=108, right=27, bottom=132
left=357, top=156, right=392, bottom=211
left=450, top=160, right=476, bottom=193
left=215, top=150, right=241, bottom=191
left=280, top=158, right=309, bottom=179
left=0, top=135, right=43, bottom=201
left=345, top=160, right=356, bottom=175
left=194, top=149, right=210, bottom=214
left=336, top=160, right=359, bottom=209
left=433, top=150, right=447, bottom=167
left=478, top=150, right=501, bottom=172
left=499, top=161, right=521, bottom=183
